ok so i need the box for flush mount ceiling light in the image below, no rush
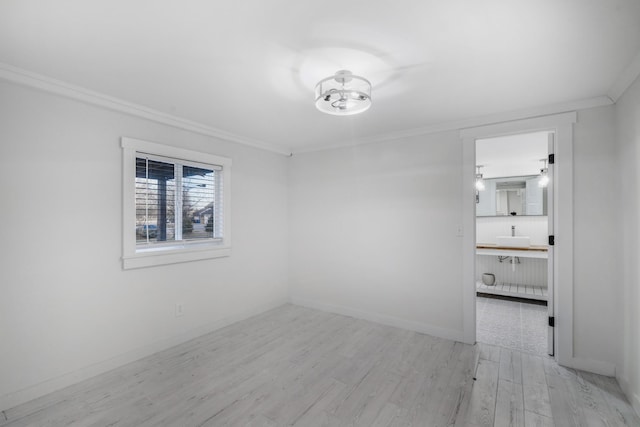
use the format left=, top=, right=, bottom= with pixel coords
left=315, top=70, right=372, bottom=116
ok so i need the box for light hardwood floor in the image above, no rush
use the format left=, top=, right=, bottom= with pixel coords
left=1, top=305, right=638, bottom=426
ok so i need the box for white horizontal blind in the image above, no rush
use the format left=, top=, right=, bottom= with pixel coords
left=135, top=152, right=222, bottom=248
left=136, top=156, right=176, bottom=244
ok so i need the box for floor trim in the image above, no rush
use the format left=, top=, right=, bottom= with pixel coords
left=290, top=296, right=464, bottom=343
left=617, top=374, right=640, bottom=419
left=565, top=357, right=616, bottom=377
left=0, top=298, right=289, bottom=412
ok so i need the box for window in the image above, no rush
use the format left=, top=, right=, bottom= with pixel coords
left=122, top=137, right=231, bottom=269
left=135, top=155, right=222, bottom=245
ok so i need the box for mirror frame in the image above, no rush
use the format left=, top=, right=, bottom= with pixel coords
left=476, top=174, right=547, bottom=217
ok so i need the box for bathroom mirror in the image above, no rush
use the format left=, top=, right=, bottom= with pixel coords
left=476, top=175, right=547, bottom=216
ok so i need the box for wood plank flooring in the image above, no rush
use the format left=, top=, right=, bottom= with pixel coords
left=1, top=305, right=637, bottom=426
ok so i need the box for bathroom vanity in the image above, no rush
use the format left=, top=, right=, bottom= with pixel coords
left=476, top=244, right=548, bottom=301
left=476, top=243, right=548, bottom=259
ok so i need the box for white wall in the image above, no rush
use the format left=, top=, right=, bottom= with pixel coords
left=289, top=132, right=465, bottom=340
left=0, top=77, right=633, bottom=414
left=615, top=75, right=640, bottom=415
left=572, top=106, right=621, bottom=369
left=0, top=82, right=289, bottom=410
left=476, top=216, right=548, bottom=245
left=289, top=107, right=623, bottom=377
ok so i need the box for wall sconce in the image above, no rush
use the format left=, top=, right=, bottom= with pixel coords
left=538, top=159, right=549, bottom=188
left=475, top=165, right=485, bottom=191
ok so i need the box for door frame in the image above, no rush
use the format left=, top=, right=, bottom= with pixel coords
left=546, top=132, right=555, bottom=356
left=460, top=112, right=575, bottom=366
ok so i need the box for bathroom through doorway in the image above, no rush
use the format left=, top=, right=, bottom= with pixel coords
left=474, top=131, right=555, bottom=356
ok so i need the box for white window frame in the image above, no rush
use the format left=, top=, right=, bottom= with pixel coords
left=121, top=137, right=231, bottom=269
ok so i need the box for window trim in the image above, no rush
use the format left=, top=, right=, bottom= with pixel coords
left=121, top=137, right=232, bottom=269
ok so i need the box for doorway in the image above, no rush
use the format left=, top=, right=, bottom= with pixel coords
left=460, top=112, right=576, bottom=366
left=474, top=131, right=554, bottom=356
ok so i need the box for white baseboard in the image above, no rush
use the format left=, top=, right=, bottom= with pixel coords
left=564, top=357, right=617, bottom=377
left=0, top=298, right=288, bottom=412
left=290, top=296, right=465, bottom=342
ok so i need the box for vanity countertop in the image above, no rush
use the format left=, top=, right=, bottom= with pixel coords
left=476, top=243, right=548, bottom=252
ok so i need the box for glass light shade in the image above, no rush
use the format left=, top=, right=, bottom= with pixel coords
left=538, top=168, right=549, bottom=187
left=315, top=70, right=372, bottom=116
left=475, top=173, right=485, bottom=191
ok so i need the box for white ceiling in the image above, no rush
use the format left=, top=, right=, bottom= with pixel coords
left=1, top=0, right=639, bottom=153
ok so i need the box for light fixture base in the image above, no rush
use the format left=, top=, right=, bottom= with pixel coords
left=333, top=70, right=354, bottom=84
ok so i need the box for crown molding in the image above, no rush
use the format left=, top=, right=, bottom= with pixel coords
left=0, top=61, right=621, bottom=157
left=0, top=62, right=293, bottom=156
left=292, top=95, right=613, bottom=154
left=608, top=50, right=640, bottom=102
left=459, top=111, right=577, bottom=140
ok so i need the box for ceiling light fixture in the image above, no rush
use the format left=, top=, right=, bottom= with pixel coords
left=475, top=165, right=485, bottom=191
left=315, top=70, right=372, bottom=116
left=538, top=158, right=549, bottom=188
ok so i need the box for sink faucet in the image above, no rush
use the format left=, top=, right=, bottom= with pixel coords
left=511, top=225, right=515, bottom=237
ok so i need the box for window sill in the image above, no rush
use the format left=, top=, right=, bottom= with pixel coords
left=122, top=244, right=231, bottom=269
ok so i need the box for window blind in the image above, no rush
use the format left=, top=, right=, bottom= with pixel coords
left=135, top=153, right=223, bottom=246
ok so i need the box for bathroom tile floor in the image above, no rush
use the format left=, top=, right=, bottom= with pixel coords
left=476, top=295, right=548, bottom=356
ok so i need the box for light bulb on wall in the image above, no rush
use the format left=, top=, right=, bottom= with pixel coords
left=538, top=158, right=549, bottom=188
left=475, top=165, right=485, bottom=191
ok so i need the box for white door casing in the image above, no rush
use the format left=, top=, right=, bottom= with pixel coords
left=547, top=132, right=555, bottom=356
left=461, top=112, right=575, bottom=367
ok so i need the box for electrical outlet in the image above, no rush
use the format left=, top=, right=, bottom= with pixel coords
left=175, top=303, right=184, bottom=317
